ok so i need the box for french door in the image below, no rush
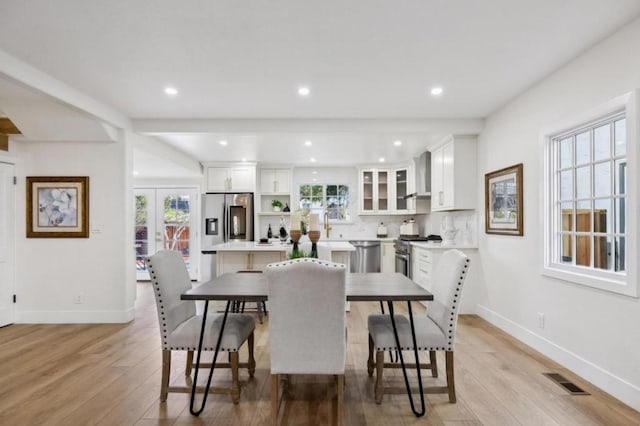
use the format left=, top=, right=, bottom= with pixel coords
left=0, top=162, right=15, bottom=327
left=135, top=188, right=199, bottom=280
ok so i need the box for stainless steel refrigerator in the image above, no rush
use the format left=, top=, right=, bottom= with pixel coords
left=201, top=192, right=254, bottom=281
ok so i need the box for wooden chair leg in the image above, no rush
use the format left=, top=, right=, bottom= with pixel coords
left=374, top=350, right=384, bottom=404
left=445, top=351, right=456, bottom=403
left=429, top=350, right=438, bottom=377
left=186, top=350, right=194, bottom=377
left=161, top=350, right=171, bottom=402
left=271, top=374, right=279, bottom=426
left=230, top=351, right=240, bottom=404
left=367, top=335, right=375, bottom=377
left=337, top=374, right=344, bottom=426
left=248, top=332, right=256, bottom=377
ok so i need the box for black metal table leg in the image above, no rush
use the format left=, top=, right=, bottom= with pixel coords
left=189, top=300, right=231, bottom=416
left=387, top=301, right=426, bottom=417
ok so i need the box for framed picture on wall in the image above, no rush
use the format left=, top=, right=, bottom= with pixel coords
left=485, top=164, right=523, bottom=236
left=26, top=176, right=89, bottom=238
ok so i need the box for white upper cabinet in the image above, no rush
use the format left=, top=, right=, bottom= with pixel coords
left=430, top=136, right=477, bottom=211
left=359, top=163, right=416, bottom=215
left=260, top=168, right=291, bottom=194
left=392, top=165, right=415, bottom=214
left=206, top=163, right=256, bottom=192
left=359, top=169, right=390, bottom=214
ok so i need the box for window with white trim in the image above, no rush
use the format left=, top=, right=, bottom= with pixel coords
left=548, top=112, right=626, bottom=283
left=299, top=184, right=350, bottom=221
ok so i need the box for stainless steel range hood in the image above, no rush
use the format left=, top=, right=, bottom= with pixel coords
left=404, top=151, right=431, bottom=199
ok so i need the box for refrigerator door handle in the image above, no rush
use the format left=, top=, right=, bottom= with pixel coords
left=222, top=202, right=228, bottom=243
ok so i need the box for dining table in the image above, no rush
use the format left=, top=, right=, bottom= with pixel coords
left=181, top=271, right=434, bottom=417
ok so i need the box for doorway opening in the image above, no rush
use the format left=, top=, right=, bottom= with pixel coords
left=134, top=188, right=199, bottom=280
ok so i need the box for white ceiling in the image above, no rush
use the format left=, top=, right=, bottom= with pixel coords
left=1, top=0, right=639, bottom=170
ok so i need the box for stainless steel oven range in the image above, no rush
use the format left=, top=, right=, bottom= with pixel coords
left=394, top=236, right=430, bottom=278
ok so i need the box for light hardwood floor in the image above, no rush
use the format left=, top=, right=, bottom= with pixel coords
left=0, top=282, right=638, bottom=425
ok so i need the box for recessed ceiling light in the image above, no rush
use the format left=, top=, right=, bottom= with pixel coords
left=393, top=140, right=402, bottom=146
left=310, top=157, right=316, bottom=163
left=305, top=140, right=312, bottom=147
left=312, top=178, right=317, bottom=182
left=379, top=157, right=385, bottom=163
left=219, top=140, right=228, bottom=146
left=312, top=170, right=318, bottom=175
left=164, top=86, right=178, bottom=96
left=133, top=170, right=139, bottom=176
left=241, top=158, right=247, bottom=162
left=297, top=86, right=311, bottom=97
left=430, top=86, right=444, bottom=96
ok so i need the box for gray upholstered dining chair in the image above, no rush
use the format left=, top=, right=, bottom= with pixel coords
left=266, top=258, right=347, bottom=426
left=146, top=250, right=256, bottom=403
left=367, top=249, right=470, bottom=404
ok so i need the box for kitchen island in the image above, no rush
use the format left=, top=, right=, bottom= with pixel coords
left=203, top=240, right=355, bottom=276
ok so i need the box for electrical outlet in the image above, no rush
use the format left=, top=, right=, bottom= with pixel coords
left=538, top=312, right=545, bottom=329
left=73, top=294, right=84, bottom=304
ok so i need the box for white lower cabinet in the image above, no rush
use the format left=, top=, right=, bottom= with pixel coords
left=381, top=241, right=395, bottom=273
left=214, top=251, right=285, bottom=311
left=411, top=246, right=441, bottom=306
left=217, top=251, right=285, bottom=275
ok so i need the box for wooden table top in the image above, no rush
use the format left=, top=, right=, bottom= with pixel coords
left=182, top=272, right=433, bottom=302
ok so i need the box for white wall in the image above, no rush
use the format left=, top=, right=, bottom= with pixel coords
left=477, top=18, right=640, bottom=409
left=14, top=137, right=135, bottom=323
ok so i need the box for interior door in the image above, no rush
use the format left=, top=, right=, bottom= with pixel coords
left=135, top=188, right=199, bottom=280
left=0, top=162, right=15, bottom=327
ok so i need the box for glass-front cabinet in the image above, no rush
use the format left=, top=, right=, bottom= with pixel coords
left=359, top=169, right=390, bottom=214
left=394, top=167, right=409, bottom=212
left=359, top=163, right=416, bottom=215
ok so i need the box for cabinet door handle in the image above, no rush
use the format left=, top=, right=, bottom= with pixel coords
left=274, top=180, right=277, bottom=193
left=439, top=191, right=444, bottom=206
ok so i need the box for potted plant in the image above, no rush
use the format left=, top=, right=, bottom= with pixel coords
left=272, top=199, right=283, bottom=212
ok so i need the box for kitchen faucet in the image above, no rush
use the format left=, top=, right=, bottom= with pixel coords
left=324, top=211, right=332, bottom=238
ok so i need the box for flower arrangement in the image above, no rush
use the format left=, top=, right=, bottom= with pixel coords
left=288, top=250, right=313, bottom=259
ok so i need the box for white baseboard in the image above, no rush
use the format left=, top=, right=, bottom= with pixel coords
left=476, top=304, right=640, bottom=412
left=15, top=307, right=135, bottom=324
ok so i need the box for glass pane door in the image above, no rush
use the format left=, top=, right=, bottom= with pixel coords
left=135, top=189, right=155, bottom=280
left=135, top=188, right=199, bottom=280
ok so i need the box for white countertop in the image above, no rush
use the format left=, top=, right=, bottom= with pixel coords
left=203, top=241, right=355, bottom=252
left=410, top=241, right=478, bottom=250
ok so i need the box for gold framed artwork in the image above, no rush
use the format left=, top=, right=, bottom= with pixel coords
left=26, top=176, right=89, bottom=238
left=485, top=164, right=523, bottom=236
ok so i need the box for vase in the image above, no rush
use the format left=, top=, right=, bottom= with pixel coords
left=442, top=214, right=458, bottom=245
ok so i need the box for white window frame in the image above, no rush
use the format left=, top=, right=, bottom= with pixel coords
left=298, top=183, right=351, bottom=223
left=541, top=90, right=639, bottom=297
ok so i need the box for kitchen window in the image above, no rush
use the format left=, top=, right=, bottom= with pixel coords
left=299, top=184, right=350, bottom=221
left=542, top=92, right=638, bottom=297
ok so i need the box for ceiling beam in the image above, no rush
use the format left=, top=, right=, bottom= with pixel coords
left=0, top=49, right=131, bottom=130
left=133, top=118, right=485, bottom=135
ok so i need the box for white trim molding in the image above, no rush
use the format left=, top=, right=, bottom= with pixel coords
left=16, top=308, right=135, bottom=324
left=477, top=304, right=640, bottom=411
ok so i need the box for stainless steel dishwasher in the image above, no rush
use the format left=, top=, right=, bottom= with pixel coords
left=349, top=241, right=381, bottom=273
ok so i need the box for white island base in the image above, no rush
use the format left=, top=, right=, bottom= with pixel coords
left=203, top=241, right=355, bottom=311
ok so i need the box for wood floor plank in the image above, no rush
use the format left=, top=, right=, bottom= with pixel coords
left=0, top=284, right=638, bottom=425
